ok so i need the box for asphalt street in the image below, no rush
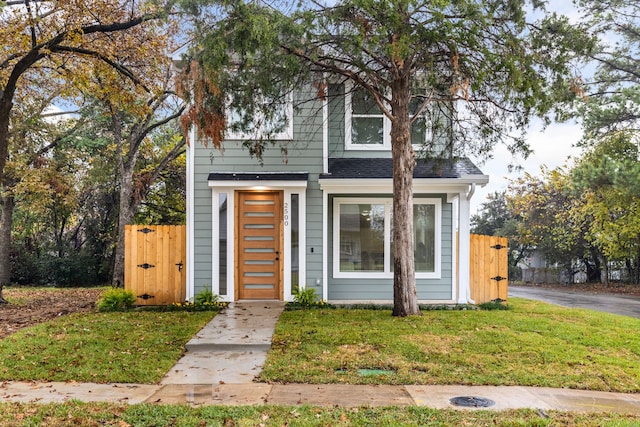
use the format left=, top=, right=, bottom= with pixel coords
left=509, top=285, right=640, bottom=319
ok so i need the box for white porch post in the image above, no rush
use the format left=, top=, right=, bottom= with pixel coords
left=298, top=190, right=307, bottom=300
left=185, top=127, right=195, bottom=301
left=448, top=194, right=459, bottom=303
left=458, top=189, right=473, bottom=304
left=322, top=189, right=328, bottom=301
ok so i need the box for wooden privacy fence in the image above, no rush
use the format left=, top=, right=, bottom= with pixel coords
left=469, top=234, right=508, bottom=304
left=124, top=225, right=186, bottom=305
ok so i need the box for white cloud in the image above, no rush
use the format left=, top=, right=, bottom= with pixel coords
left=470, top=120, right=584, bottom=213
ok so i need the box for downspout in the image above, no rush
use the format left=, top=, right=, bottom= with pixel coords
left=466, top=183, right=476, bottom=202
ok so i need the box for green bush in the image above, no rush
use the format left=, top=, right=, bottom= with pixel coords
left=96, top=288, right=136, bottom=312
left=161, top=289, right=226, bottom=312
left=194, top=289, right=219, bottom=305
left=292, top=286, right=317, bottom=306
left=287, top=286, right=336, bottom=310
left=478, top=300, right=510, bottom=310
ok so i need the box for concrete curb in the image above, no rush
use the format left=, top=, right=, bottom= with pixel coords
left=2, top=381, right=640, bottom=414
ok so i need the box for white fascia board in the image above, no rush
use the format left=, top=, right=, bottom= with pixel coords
left=208, top=180, right=308, bottom=190
left=319, top=177, right=488, bottom=194
left=460, top=174, right=490, bottom=186
left=171, top=44, right=190, bottom=68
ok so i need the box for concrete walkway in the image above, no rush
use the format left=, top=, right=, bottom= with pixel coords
left=1, top=301, right=640, bottom=414
left=161, top=301, right=284, bottom=385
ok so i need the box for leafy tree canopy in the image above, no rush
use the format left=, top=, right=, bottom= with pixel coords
left=179, top=0, right=594, bottom=159
left=574, top=0, right=640, bottom=143
left=0, top=0, right=175, bottom=185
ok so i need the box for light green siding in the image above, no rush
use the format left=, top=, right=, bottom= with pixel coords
left=328, top=83, right=451, bottom=160
left=191, top=83, right=460, bottom=302
left=327, top=194, right=453, bottom=301
left=191, top=87, right=325, bottom=297
left=328, top=84, right=390, bottom=159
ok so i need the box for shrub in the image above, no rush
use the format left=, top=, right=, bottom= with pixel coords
left=163, top=289, right=226, bottom=312
left=478, top=300, right=510, bottom=310
left=292, top=286, right=317, bottom=306
left=96, top=288, right=136, bottom=312
left=287, top=286, right=334, bottom=310
left=194, top=289, right=219, bottom=305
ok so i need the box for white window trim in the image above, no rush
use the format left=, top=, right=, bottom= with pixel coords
left=345, top=83, right=389, bottom=150
left=344, top=82, right=431, bottom=151
left=226, top=93, right=294, bottom=141
left=210, top=180, right=307, bottom=302
left=332, top=197, right=441, bottom=279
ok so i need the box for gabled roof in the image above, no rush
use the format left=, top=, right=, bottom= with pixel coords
left=319, top=157, right=484, bottom=179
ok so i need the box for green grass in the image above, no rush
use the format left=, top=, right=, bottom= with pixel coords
left=0, top=402, right=638, bottom=426
left=260, top=298, right=640, bottom=392
left=0, top=311, right=215, bottom=383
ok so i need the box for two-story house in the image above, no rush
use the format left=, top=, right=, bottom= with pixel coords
left=185, top=81, right=488, bottom=304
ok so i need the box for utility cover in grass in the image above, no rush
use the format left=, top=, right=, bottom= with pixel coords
left=335, top=368, right=396, bottom=376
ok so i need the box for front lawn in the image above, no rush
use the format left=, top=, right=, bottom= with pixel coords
left=0, top=311, right=215, bottom=384
left=260, top=298, right=640, bottom=392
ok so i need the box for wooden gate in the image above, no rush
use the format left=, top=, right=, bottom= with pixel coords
left=469, top=234, right=508, bottom=304
left=124, top=225, right=186, bottom=305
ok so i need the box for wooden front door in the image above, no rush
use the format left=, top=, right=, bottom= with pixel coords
left=237, top=191, right=282, bottom=299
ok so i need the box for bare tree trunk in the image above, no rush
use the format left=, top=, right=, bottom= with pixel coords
left=391, top=74, right=420, bottom=317
left=112, top=164, right=136, bottom=288
left=0, top=106, right=10, bottom=187
left=0, top=194, right=15, bottom=304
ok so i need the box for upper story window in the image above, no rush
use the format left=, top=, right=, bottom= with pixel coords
left=226, top=93, right=294, bottom=141
left=345, top=82, right=432, bottom=150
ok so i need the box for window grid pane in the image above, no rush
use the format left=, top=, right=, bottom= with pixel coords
left=414, top=204, right=435, bottom=272
left=339, top=204, right=385, bottom=272
left=352, top=117, right=384, bottom=145
left=390, top=204, right=435, bottom=273
left=218, top=193, right=228, bottom=295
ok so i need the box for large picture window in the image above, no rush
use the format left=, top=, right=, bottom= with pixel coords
left=345, top=83, right=432, bottom=150
left=333, top=198, right=441, bottom=278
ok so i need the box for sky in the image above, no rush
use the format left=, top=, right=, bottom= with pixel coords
left=469, top=119, right=584, bottom=214
left=467, top=3, right=588, bottom=215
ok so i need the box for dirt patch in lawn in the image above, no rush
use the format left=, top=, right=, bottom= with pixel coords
left=0, top=287, right=104, bottom=339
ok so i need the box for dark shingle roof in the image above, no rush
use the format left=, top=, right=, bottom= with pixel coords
left=319, top=158, right=484, bottom=179
left=208, top=171, right=309, bottom=181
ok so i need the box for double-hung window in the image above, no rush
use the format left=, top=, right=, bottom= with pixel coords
left=226, top=93, right=293, bottom=140
left=345, top=83, right=432, bottom=150
left=333, top=198, right=441, bottom=278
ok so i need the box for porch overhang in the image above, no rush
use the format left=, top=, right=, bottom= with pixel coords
left=318, top=157, right=487, bottom=306
left=208, top=171, right=309, bottom=189
left=318, top=157, right=488, bottom=193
